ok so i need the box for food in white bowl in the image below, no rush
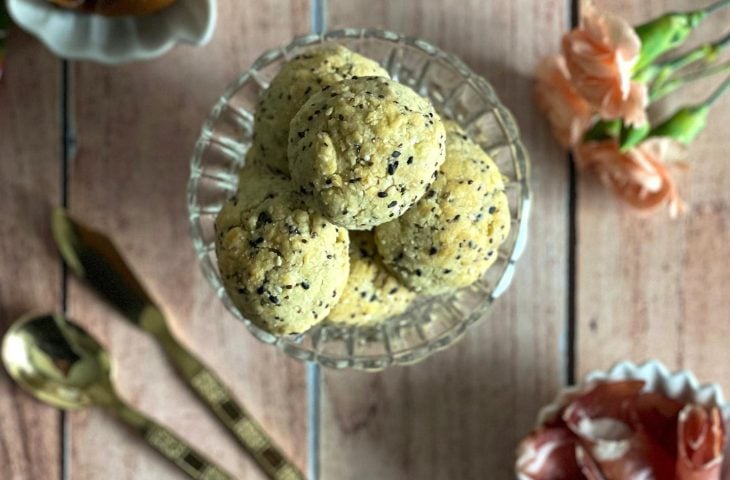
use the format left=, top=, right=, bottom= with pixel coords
left=47, top=0, right=177, bottom=16
left=517, top=360, right=728, bottom=480
left=7, top=0, right=216, bottom=64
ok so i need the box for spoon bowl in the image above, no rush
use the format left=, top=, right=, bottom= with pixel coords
left=2, top=313, right=111, bottom=410
left=1, top=312, right=233, bottom=479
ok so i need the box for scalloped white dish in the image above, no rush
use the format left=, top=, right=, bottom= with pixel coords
left=6, top=0, right=216, bottom=64
left=537, top=359, right=730, bottom=425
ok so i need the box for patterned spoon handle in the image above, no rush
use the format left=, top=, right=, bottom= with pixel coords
left=162, top=334, right=305, bottom=480
left=112, top=401, right=233, bottom=480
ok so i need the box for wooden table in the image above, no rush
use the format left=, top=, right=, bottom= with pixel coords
left=1, top=0, right=728, bottom=478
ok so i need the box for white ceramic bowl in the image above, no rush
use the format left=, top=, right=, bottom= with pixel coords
left=522, top=360, right=730, bottom=479
left=537, top=360, right=730, bottom=425
left=6, top=0, right=216, bottom=64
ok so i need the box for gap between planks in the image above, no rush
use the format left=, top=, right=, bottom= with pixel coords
left=308, top=3, right=327, bottom=480
left=565, top=0, right=580, bottom=386
left=60, top=59, right=71, bottom=480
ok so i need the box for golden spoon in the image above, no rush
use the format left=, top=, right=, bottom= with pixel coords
left=2, top=313, right=232, bottom=480
left=51, top=208, right=305, bottom=480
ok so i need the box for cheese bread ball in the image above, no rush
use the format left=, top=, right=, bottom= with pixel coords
left=374, top=121, right=510, bottom=294
left=289, top=76, right=446, bottom=229
left=327, top=231, right=415, bottom=326
left=251, top=46, right=389, bottom=175
left=216, top=167, right=350, bottom=334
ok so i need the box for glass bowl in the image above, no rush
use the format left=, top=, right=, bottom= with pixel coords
left=188, top=29, right=531, bottom=371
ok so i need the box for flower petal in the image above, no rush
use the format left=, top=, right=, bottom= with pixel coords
left=575, top=138, right=687, bottom=217
left=561, top=5, right=642, bottom=125
left=534, top=55, right=594, bottom=148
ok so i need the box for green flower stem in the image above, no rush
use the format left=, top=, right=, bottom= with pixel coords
left=633, top=0, right=729, bottom=74
left=650, top=77, right=730, bottom=145
left=637, top=31, right=730, bottom=84
left=650, top=61, right=730, bottom=102
left=583, top=119, right=622, bottom=142
left=633, top=11, right=706, bottom=72
left=619, top=122, right=651, bottom=151
left=706, top=75, right=730, bottom=106
left=705, top=0, right=730, bottom=14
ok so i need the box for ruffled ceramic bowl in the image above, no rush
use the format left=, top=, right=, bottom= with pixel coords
left=538, top=360, right=730, bottom=424
left=6, top=0, right=216, bottom=64
left=188, top=29, right=531, bottom=370
left=519, top=359, right=730, bottom=479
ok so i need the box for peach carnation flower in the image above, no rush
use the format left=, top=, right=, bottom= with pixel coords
left=562, top=4, right=648, bottom=125
left=534, top=55, right=594, bottom=148
left=575, top=137, right=687, bottom=217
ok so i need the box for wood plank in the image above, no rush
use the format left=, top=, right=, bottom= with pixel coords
left=65, top=2, right=311, bottom=479
left=0, top=31, right=62, bottom=480
left=576, top=1, right=730, bottom=390
left=322, top=1, right=571, bottom=478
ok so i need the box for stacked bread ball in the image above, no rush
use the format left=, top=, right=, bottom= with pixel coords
left=216, top=45, right=511, bottom=335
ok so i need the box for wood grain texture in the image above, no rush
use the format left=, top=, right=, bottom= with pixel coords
left=576, top=1, right=730, bottom=389
left=65, top=2, right=310, bottom=479
left=0, top=31, right=62, bottom=480
left=322, top=1, right=571, bottom=478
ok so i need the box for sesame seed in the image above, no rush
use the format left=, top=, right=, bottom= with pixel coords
left=377, top=191, right=388, bottom=198
left=256, top=211, right=272, bottom=228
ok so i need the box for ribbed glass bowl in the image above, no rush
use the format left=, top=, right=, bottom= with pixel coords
left=188, top=29, right=531, bottom=370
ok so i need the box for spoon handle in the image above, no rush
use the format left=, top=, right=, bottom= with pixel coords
left=161, top=335, right=306, bottom=480
left=112, top=402, right=233, bottom=480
